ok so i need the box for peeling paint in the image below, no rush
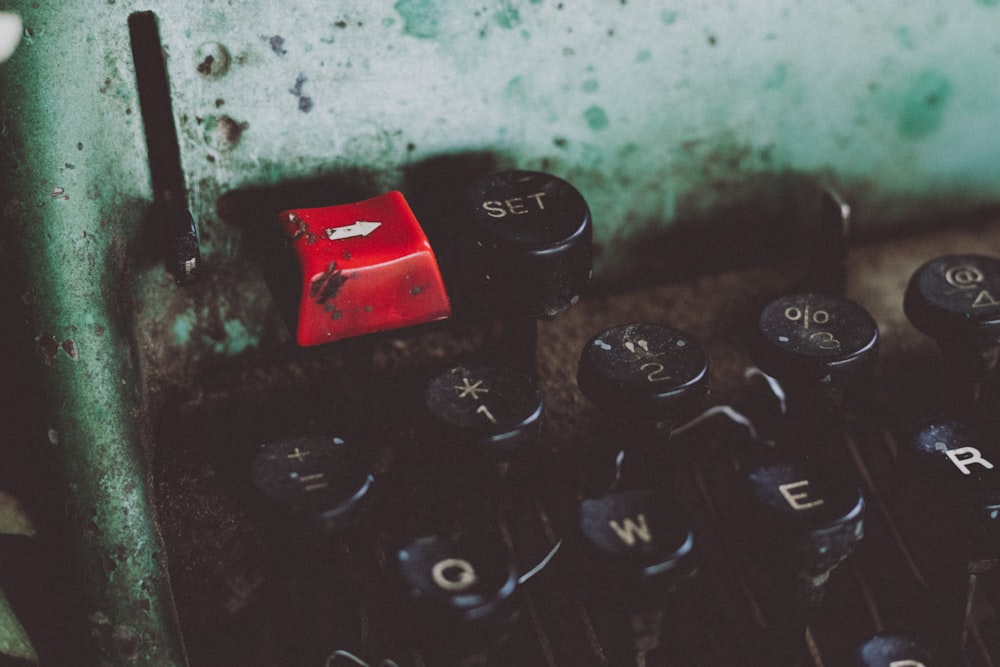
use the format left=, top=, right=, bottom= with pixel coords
left=898, top=70, right=952, bottom=139
left=494, top=3, right=521, bottom=29
left=395, top=0, right=441, bottom=39
left=763, top=63, right=787, bottom=90
left=36, top=333, right=59, bottom=365
left=310, top=261, right=347, bottom=304
left=61, top=338, right=80, bottom=360
left=584, top=105, right=609, bottom=131
left=262, top=34, right=287, bottom=55
left=172, top=312, right=195, bottom=346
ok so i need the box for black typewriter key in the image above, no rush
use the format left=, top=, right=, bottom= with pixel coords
left=576, top=323, right=709, bottom=485
left=424, top=362, right=544, bottom=466
left=903, top=419, right=1000, bottom=558
left=250, top=436, right=375, bottom=664
left=735, top=461, right=865, bottom=605
left=752, top=293, right=879, bottom=395
left=386, top=530, right=520, bottom=662
left=456, top=170, right=592, bottom=371
left=731, top=461, right=865, bottom=664
left=251, top=434, right=374, bottom=535
left=562, top=488, right=697, bottom=663
left=577, top=323, right=710, bottom=422
left=898, top=419, right=1000, bottom=660
left=904, top=254, right=1000, bottom=348
left=750, top=293, right=878, bottom=448
left=565, top=488, right=696, bottom=600
left=854, top=634, right=939, bottom=667
left=904, top=254, right=1000, bottom=414
left=459, top=170, right=591, bottom=320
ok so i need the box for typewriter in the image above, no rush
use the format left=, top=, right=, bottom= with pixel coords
left=2, top=3, right=1000, bottom=666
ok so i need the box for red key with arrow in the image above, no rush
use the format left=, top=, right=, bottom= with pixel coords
left=279, top=191, right=452, bottom=346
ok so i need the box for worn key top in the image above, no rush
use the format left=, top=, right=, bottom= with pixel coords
left=751, top=293, right=879, bottom=401
left=903, top=419, right=1000, bottom=559
left=562, top=488, right=698, bottom=665
left=564, top=488, right=697, bottom=602
left=251, top=434, right=375, bottom=535
left=279, top=191, right=452, bottom=346
left=424, top=362, right=545, bottom=465
left=904, top=254, right=1000, bottom=349
left=854, top=633, right=940, bottom=667
left=749, top=293, right=879, bottom=451
left=386, top=530, right=521, bottom=662
left=729, top=461, right=865, bottom=663
left=904, top=254, right=1000, bottom=415
left=576, top=323, right=710, bottom=486
left=734, top=461, right=865, bottom=606
left=577, top=323, right=710, bottom=424
left=458, top=170, right=592, bottom=320
left=455, top=170, right=593, bottom=373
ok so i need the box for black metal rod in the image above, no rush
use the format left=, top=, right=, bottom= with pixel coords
left=129, top=11, right=200, bottom=284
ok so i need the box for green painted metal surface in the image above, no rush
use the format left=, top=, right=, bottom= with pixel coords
left=1, top=3, right=188, bottom=664
left=2, top=0, right=1000, bottom=663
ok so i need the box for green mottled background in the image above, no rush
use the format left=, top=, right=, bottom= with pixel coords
left=6, top=1, right=1000, bottom=370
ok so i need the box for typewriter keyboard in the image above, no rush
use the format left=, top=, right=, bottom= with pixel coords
left=150, top=194, right=1000, bottom=667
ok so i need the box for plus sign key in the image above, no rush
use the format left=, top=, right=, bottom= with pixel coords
left=251, top=435, right=375, bottom=535
left=279, top=191, right=451, bottom=346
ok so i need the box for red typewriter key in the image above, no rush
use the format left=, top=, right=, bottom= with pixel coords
left=279, top=191, right=451, bottom=346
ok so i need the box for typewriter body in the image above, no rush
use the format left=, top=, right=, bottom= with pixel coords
left=3, top=2, right=1000, bottom=665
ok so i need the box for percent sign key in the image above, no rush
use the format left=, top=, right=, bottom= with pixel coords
left=751, top=293, right=879, bottom=390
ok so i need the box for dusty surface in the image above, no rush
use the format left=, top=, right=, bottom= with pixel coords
left=140, top=218, right=1000, bottom=665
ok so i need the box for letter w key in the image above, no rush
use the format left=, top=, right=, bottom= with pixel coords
left=609, top=514, right=653, bottom=546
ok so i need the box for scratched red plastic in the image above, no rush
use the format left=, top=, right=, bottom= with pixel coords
left=279, top=191, right=451, bottom=346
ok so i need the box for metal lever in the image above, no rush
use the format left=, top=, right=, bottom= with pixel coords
left=129, top=11, right=200, bottom=284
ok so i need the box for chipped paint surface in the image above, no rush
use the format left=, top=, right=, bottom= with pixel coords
left=121, top=0, right=1000, bottom=284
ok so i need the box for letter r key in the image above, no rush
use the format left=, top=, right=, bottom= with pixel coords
left=905, top=419, right=1000, bottom=554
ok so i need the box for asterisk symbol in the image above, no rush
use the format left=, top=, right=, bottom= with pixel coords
left=454, top=378, right=489, bottom=400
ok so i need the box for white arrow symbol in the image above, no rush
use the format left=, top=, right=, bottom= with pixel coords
left=324, top=220, right=381, bottom=240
